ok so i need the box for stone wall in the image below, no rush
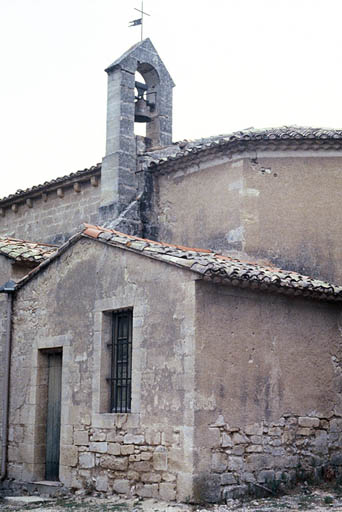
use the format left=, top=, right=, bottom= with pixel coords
left=0, top=178, right=101, bottom=244
left=6, top=239, right=196, bottom=501
left=0, top=294, right=8, bottom=464
left=155, top=152, right=342, bottom=284
left=207, top=413, right=342, bottom=501
left=57, top=419, right=180, bottom=500
left=193, top=280, right=342, bottom=502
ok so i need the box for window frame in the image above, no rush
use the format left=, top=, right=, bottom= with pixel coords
left=108, top=308, right=133, bottom=413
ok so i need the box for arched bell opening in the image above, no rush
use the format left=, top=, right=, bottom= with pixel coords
left=134, top=72, right=149, bottom=137
left=134, top=64, right=160, bottom=143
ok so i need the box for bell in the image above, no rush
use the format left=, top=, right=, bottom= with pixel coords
left=134, top=97, right=152, bottom=123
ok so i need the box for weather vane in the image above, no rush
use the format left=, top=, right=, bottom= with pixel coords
left=129, top=1, right=150, bottom=41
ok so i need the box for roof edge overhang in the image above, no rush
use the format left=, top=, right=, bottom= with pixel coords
left=0, top=164, right=101, bottom=208
left=7, top=224, right=342, bottom=304
left=148, top=137, right=342, bottom=174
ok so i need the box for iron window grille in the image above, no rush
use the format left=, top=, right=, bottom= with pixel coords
left=107, top=309, right=133, bottom=413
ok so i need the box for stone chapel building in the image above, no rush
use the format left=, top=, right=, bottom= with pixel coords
left=1, top=39, right=342, bottom=503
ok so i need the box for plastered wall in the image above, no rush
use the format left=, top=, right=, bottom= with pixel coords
left=0, top=294, right=8, bottom=464
left=193, top=280, right=342, bottom=501
left=155, top=153, right=342, bottom=284
left=7, top=240, right=196, bottom=501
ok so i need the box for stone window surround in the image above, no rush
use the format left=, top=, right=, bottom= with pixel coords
left=93, top=296, right=144, bottom=430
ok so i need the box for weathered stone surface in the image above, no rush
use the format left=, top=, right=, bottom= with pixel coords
left=108, top=443, right=121, bottom=456
left=298, top=417, right=320, bottom=428
left=123, top=434, right=144, bottom=445
left=95, top=475, right=108, bottom=492
left=74, top=430, right=89, bottom=446
left=221, top=472, right=236, bottom=485
left=211, top=452, right=228, bottom=473
left=227, top=456, right=244, bottom=471
left=89, top=442, right=107, bottom=453
left=100, top=456, right=128, bottom=471
left=245, top=424, right=263, bottom=436
left=113, top=479, right=130, bottom=494
left=136, top=483, right=159, bottom=498
left=60, top=445, right=78, bottom=467
left=121, top=445, right=134, bottom=455
left=153, top=446, right=168, bottom=471
left=159, top=482, right=176, bottom=501
left=221, top=433, right=233, bottom=447
left=79, top=452, right=95, bottom=469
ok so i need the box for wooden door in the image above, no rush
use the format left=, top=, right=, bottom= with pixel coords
left=45, top=352, right=62, bottom=481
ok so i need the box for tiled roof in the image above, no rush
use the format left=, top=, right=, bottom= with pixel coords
left=2, top=126, right=342, bottom=205
left=0, top=164, right=101, bottom=205
left=82, top=224, right=342, bottom=302
left=0, top=237, right=57, bottom=265
left=143, top=126, right=342, bottom=170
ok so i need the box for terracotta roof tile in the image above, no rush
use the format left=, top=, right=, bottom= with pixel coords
left=82, top=224, right=342, bottom=302
left=0, top=164, right=101, bottom=205
left=0, top=237, right=57, bottom=265
left=143, top=126, right=342, bottom=171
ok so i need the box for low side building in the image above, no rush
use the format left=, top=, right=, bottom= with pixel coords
left=2, top=225, right=342, bottom=501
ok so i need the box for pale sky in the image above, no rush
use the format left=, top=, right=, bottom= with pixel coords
left=1, top=0, right=342, bottom=198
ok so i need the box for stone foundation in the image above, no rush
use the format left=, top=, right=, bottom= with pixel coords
left=7, top=420, right=181, bottom=501
left=207, top=413, right=342, bottom=500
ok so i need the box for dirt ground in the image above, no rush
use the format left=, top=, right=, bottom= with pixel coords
left=2, top=485, right=342, bottom=512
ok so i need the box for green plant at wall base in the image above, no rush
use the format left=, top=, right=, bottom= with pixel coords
left=324, top=495, right=334, bottom=505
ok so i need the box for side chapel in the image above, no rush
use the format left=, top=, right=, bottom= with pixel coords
left=1, top=39, right=342, bottom=502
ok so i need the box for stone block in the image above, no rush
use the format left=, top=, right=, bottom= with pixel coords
left=245, top=423, right=263, bottom=436
left=159, top=482, right=176, bottom=501
left=79, top=452, right=95, bottom=469
left=141, top=472, right=162, bottom=483
left=211, top=452, right=228, bottom=473
left=246, top=454, right=273, bottom=471
left=95, top=475, right=108, bottom=492
left=140, top=452, right=152, bottom=461
left=162, top=472, right=176, bottom=482
left=268, top=427, right=282, bottom=436
left=60, top=445, right=78, bottom=467
left=130, top=460, right=151, bottom=472
left=221, top=472, right=237, bottom=485
left=127, top=470, right=140, bottom=481
left=257, top=470, right=275, bottom=483
left=89, top=442, right=107, bottom=453
left=145, top=430, right=161, bottom=446
left=113, top=479, right=130, bottom=494
left=101, top=455, right=128, bottom=471
left=297, top=428, right=312, bottom=436
left=123, top=433, right=144, bottom=445
left=232, top=432, right=248, bottom=444
left=107, top=431, right=118, bottom=442
left=232, top=445, right=245, bottom=456
left=74, top=430, right=89, bottom=446
left=250, top=435, right=262, bottom=444
left=108, top=443, right=121, bottom=455
left=222, top=433, right=233, bottom=447
left=241, top=472, right=256, bottom=483
left=330, top=419, right=342, bottom=433
left=153, top=445, right=168, bottom=471
left=208, top=427, right=221, bottom=448
left=91, top=431, right=106, bottom=442
left=121, top=445, right=134, bottom=455
left=298, top=417, right=320, bottom=428
left=246, top=445, right=263, bottom=453
left=136, top=483, right=159, bottom=498
left=224, top=485, right=248, bottom=500
left=228, top=456, right=244, bottom=471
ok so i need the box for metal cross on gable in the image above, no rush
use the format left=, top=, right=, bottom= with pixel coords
left=129, top=1, right=150, bottom=41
